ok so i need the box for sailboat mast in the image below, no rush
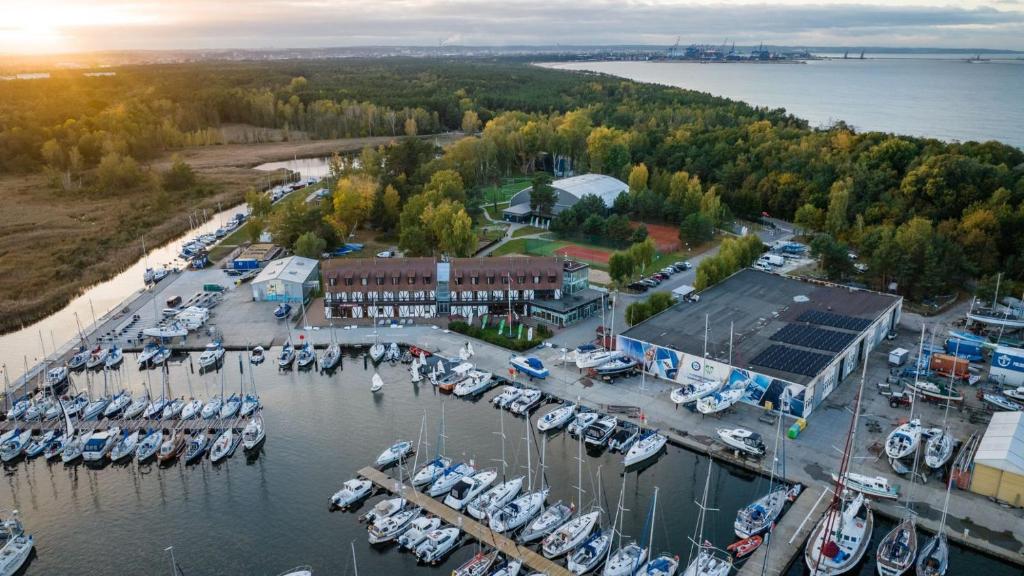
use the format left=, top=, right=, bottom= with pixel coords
left=647, top=486, right=658, bottom=550
left=909, top=324, right=926, bottom=416
left=526, top=414, right=532, bottom=491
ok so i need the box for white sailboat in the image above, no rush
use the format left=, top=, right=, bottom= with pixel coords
left=242, top=411, right=266, bottom=450
left=885, top=418, right=922, bottom=460
left=695, top=388, right=742, bottom=415
left=671, top=316, right=722, bottom=405
left=370, top=372, right=384, bottom=393
left=624, top=430, right=667, bottom=468
left=682, top=462, right=731, bottom=576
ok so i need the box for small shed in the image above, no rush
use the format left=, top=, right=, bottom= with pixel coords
left=251, top=256, right=319, bottom=303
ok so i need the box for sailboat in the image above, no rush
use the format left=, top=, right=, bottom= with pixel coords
left=412, top=409, right=451, bottom=486
left=370, top=372, right=384, bottom=393
left=467, top=410, right=522, bottom=520
left=604, top=484, right=654, bottom=576
left=735, top=409, right=787, bottom=539
left=82, top=369, right=112, bottom=420
left=805, top=357, right=874, bottom=576
left=240, top=349, right=261, bottom=417
left=319, top=324, right=341, bottom=371
left=489, top=416, right=547, bottom=533
left=671, top=316, right=722, bottom=405
left=242, top=411, right=266, bottom=450
left=885, top=419, right=922, bottom=460
left=220, top=355, right=244, bottom=418
left=544, top=429, right=600, bottom=559
left=916, top=454, right=954, bottom=576
left=682, top=461, right=731, bottom=576
left=926, top=333, right=959, bottom=470
left=876, top=515, right=918, bottom=576
left=202, top=367, right=225, bottom=419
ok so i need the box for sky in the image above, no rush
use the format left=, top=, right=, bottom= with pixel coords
left=2, top=0, right=1024, bottom=54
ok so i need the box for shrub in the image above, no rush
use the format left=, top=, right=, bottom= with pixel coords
left=448, top=320, right=551, bottom=351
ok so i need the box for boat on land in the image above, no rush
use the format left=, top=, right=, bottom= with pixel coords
left=906, top=380, right=962, bottom=402
left=983, top=393, right=1021, bottom=411
left=1004, top=386, right=1024, bottom=402
left=671, top=379, right=722, bottom=405
left=242, top=412, right=266, bottom=450
left=143, top=323, right=188, bottom=339
left=331, top=478, right=372, bottom=510
left=595, top=357, right=639, bottom=378
left=510, top=355, right=548, bottom=379
left=925, top=430, right=955, bottom=469
left=696, top=388, right=743, bottom=415
left=716, top=428, right=766, bottom=457
left=273, top=303, right=292, bottom=319
left=885, top=419, right=922, bottom=460
left=576, top=349, right=624, bottom=369
left=537, top=402, right=576, bottom=432
left=624, top=430, right=667, bottom=467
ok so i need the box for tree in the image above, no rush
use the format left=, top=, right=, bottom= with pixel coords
left=423, top=169, right=466, bottom=204
left=326, top=174, right=376, bottom=239
left=826, top=178, right=852, bottom=236
left=628, top=238, right=656, bottom=273
left=608, top=252, right=635, bottom=285
left=628, top=163, right=649, bottom=195
left=246, top=188, right=273, bottom=217
left=631, top=223, right=648, bottom=243
left=699, top=189, right=723, bottom=226
left=421, top=200, right=477, bottom=257
left=379, top=185, right=401, bottom=232
left=270, top=199, right=318, bottom=248
left=581, top=214, right=606, bottom=237
left=245, top=216, right=265, bottom=244
left=625, top=301, right=650, bottom=326
left=288, top=76, right=308, bottom=92
left=294, top=231, right=326, bottom=258
left=794, top=203, right=825, bottom=233
left=529, top=172, right=557, bottom=216
left=162, top=154, right=195, bottom=191
left=461, top=110, right=482, bottom=134
left=399, top=194, right=433, bottom=256
left=679, top=212, right=714, bottom=246
left=404, top=117, right=418, bottom=136
left=605, top=214, right=633, bottom=244
left=811, top=234, right=854, bottom=281
left=95, top=152, right=142, bottom=193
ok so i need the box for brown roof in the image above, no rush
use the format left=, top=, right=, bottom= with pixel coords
left=451, top=256, right=563, bottom=290
left=322, top=257, right=438, bottom=287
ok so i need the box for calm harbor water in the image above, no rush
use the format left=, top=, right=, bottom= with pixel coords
left=545, top=58, right=1024, bottom=149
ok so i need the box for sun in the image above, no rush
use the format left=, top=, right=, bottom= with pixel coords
left=1, top=0, right=162, bottom=54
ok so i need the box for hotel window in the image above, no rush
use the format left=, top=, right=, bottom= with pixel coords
left=408, top=275, right=416, bottom=285
left=487, top=276, right=495, bottom=285
left=392, top=276, right=400, bottom=286
left=361, top=277, right=367, bottom=286
left=345, top=277, right=353, bottom=287
left=533, top=275, right=540, bottom=284
left=376, top=276, right=384, bottom=286
left=471, top=276, right=479, bottom=285
left=424, top=274, right=432, bottom=284
left=517, top=275, right=525, bottom=284
left=501, top=276, right=509, bottom=285
left=548, top=274, right=557, bottom=283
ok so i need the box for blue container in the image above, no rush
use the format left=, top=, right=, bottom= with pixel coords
left=945, top=338, right=984, bottom=362
left=232, top=258, right=260, bottom=270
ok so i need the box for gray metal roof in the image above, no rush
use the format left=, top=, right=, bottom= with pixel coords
left=253, top=256, right=319, bottom=285
left=508, top=173, right=628, bottom=213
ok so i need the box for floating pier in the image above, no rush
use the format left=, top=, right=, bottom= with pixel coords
left=735, top=486, right=828, bottom=575
left=358, top=466, right=571, bottom=576
left=0, top=416, right=249, bottom=434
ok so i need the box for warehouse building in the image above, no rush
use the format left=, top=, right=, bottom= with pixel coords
left=617, top=268, right=902, bottom=419
left=251, top=256, right=320, bottom=303
left=503, top=173, right=628, bottom=225
left=972, top=411, right=1024, bottom=507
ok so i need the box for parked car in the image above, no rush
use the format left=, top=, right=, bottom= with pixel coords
left=673, top=261, right=692, bottom=271
left=660, top=267, right=676, bottom=276
left=654, top=273, right=668, bottom=281
left=628, top=282, right=649, bottom=292
left=377, top=250, right=395, bottom=258
left=640, top=279, right=658, bottom=287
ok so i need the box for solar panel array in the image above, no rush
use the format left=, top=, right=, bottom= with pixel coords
left=751, top=344, right=833, bottom=377
left=770, top=324, right=856, bottom=353
left=797, top=310, right=872, bottom=332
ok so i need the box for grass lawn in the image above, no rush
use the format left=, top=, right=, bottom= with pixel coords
left=512, top=226, right=546, bottom=238
left=479, top=176, right=531, bottom=205
left=484, top=203, right=509, bottom=222
left=491, top=238, right=570, bottom=257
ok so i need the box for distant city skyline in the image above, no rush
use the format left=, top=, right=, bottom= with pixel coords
left=3, top=0, right=1024, bottom=55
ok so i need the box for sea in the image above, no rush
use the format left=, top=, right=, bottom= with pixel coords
left=544, top=56, right=1024, bottom=149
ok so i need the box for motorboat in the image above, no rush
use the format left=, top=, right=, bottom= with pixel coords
left=82, top=426, right=120, bottom=461
left=595, top=357, right=639, bottom=378
left=734, top=487, right=787, bottom=538
left=184, top=430, right=209, bottom=463
left=486, top=555, right=522, bottom=576
left=220, top=393, right=241, bottom=418
left=624, top=431, right=668, bottom=467
left=162, top=398, right=184, bottom=420
left=467, top=476, right=524, bottom=520
left=0, top=511, right=34, bottom=576
left=637, top=554, right=680, bottom=576
left=452, top=550, right=497, bottom=576
left=435, top=362, right=473, bottom=392
left=607, top=422, right=641, bottom=453
left=273, top=303, right=292, bottom=319
left=876, top=515, right=917, bottom=576
left=544, top=510, right=600, bottom=558
left=278, top=343, right=296, bottom=368
left=24, top=431, right=56, bottom=459
left=982, top=393, right=1021, bottom=411
left=510, top=355, right=548, bottom=379
left=670, top=379, right=722, bottom=405
left=491, top=386, right=523, bottom=409
left=138, top=342, right=160, bottom=367
left=568, top=529, right=611, bottom=573
left=832, top=472, right=900, bottom=500
left=509, top=387, right=543, bottom=414
left=250, top=346, right=266, bottom=364
left=371, top=373, right=384, bottom=393
left=369, top=343, right=386, bottom=364
left=330, top=478, right=372, bottom=510
left=368, top=507, right=421, bottom=545
left=0, top=429, right=31, bottom=462
left=104, top=345, right=124, bottom=368
left=157, top=430, right=186, bottom=463
left=804, top=492, right=873, bottom=576
left=398, top=516, right=442, bottom=550
left=385, top=342, right=401, bottom=362
left=727, top=536, right=763, bottom=559
left=412, top=456, right=453, bottom=487
left=915, top=532, right=948, bottom=576
left=519, top=500, right=573, bottom=543
left=453, top=370, right=493, bottom=397
left=604, top=543, right=647, bottom=576
left=568, top=412, right=600, bottom=437
left=361, top=497, right=407, bottom=525
left=181, top=398, right=203, bottom=420
left=297, top=342, right=316, bottom=369
left=81, top=394, right=110, bottom=421
left=68, top=347, right=91, bottom=370
left=488, top=489, right=548, bottom=533
left=415, top=527, right=461, bottom=565
left=110, top=430, right=140, bottom=462
left=427, top=462, right=475, bottom=497
left=443, top=469, right=497, bottom=510
left=716, top=428, right=766, bottom=457
left=320, top=344, right=341, bottom=371
left=681, top=547, right=731, bottom=576
left=584, top=415, right=618, bottom=447
left=210, top=428, right=239, bottom=463
left=61, top=392, right=89, bottom=418
left=103, top=390, right=132, bottom=418
left=696, top=388, right=743, bottom=415
left=576, top=349, right=624, bottom=369
left=143, top=395, right=168, bottom=419
left=198, top=342, right=225, bottom=369
left=201, top=395, right=223, bottom=419
left=885, top=419, right=922, bottom=459
left=86, top=347, right=109, bottom=369
left=537, top=403, right=576, bottom=432
left=925, top=431, right=955, bottom=469
left=376, top=440, right=413, bottom=468
left=135, top=429, right=163, bottom=462
left=242, top=413, right=266, bottom=450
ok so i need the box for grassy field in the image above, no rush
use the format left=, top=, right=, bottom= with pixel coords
left=512, top=226, right=547, bottom=238
left=491, top=238, right=570, bottom=258
left=479, top=176, right=531, bottom=206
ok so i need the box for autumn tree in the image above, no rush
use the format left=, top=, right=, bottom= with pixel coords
left=628, top=163, right=649, bottom=195
left=826, top=178, right=852, bottom=236
left=246, top=188, right=273, bottom=218
left=294, top=231, right=326, bottom=259
left=162, top=154, right=195, bottom=191
left=461, top=110, right=482, bottom=134
left=326, top=174, right=376, bottom=240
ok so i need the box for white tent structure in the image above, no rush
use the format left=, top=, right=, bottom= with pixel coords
left=972, top=411, right=1024, bottom=506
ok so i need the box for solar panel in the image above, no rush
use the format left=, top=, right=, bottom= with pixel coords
left=751, top=344, right=833, bottom=377
left=770, top=324, right=856, bottom=353
left=797, top=310, right=872, bottom=332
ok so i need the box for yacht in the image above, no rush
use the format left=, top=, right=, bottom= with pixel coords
left=415, top=527, right=461, bottom=565
left=68, top=346, right=91, bottom=370
left=568, top=530, right=611, bottom=574
left=876, top=515, right=917, bottom=576
left=452, top=550, right=497, bottom=576
left=543, top=510, right=600, bottom=558
left=412, top=456, right=452, bottom=487
left=210, top=428, right=240, bottom=463
left=885, top=419, right=922, bottom=460
left=184, top=430, right=209, bottom=463
left=385, top=342, right=401, bottom=362
left=81, top=393, right=110, bottom=421
left=595, top=357, right=639, bottom=378
left=370, top=373, right=384, bottom=393
left=0, top=511, right=34, bottom=576
left=509, top=388, right=543, bottom=414
left=734, top=487, right=787, bottom=538
left=61, top=431, right=91, bottom=463
left=150, top=346, right=172, bottom=366
left=278, top=343, right=296, bottom=368
left=242, top=413, right=266, bottom=450
left=220, top=393, right=241, bottom=418
left=162, top=398, right=184, bottom=419
left=624, top=431, right=668, bottom=467
left=250, top=346, right=266, bottom=365
left=143, top=395, right=168, bottom=420
left=491, top=386, right=522, bottom=409
left=103, top=390, right=132, bottom=418
left=24, top=431, right=56, bottom=459
left=82, top=427, right=120, bottom=461
left=104, top=345, right=124, bottom=368
left=804, top=492, right=873, bottom=576
left=273, top=303, right=292, bottom=320
left=43, top=433, right=67, bottom=460
left=0, top=430, right=31, bottom=462
left=135, top=429, right=163, bottom=462
left=453, top=370, right=493, bottom=397
left=110, top=430, right=140, bottom=462
left=181, top=397, right=203, bottom=420
left=696, top=388, right=743, bottom=415
left=46, top=366, right=69, bottom=388
left=607, top=422, right=641, bottom=453
left=510, top=355, right=548, bottom=379
left=368, top=507, right=421, bottom=545
left=519, top=500, right=573, bottom=543
left=486, top=556, right=522, bottom=576
left=488, top=489, right=548, bottom=533
left=398, top=516, right=442, bottom=550
left=443, top=469, right=497, bottom=511
left=86, top=347, right=109, bottom=370
left=568, top=412, right=600, bottom=437
left=466, top=476, right=524, bottom=520
left=201, top=395, right=223, bottom=419
left=537, top=402, right=576, bottom=432
left=369, top=342, right=386, bottom=363
left=681, top=547, right=731, bottom=576
left=330, top=478, right=372, bottom=510
left=584, top=415, right=618, bottom=447
left=638, top=554, right=680, bottom=576
left=916, top=532, right=948, bottom=576
left=362, top=497, right=406, bottom=525
left=375, top=440, right=413, bottom=468
left=319, top=343, right=341, bottom=371
left=157, top=430, right=187, bottom=463
left=576, top=348, right=624, bottom=369
left=831, top=472, right=900, bottom=500
left=138, top=342, right=160, bottom=367
left=61, top=392, right=89, bottom=418
left=296, top=342, right=316, bottom=369
left=198, top=342, right=225, bottom=370
left=716, top=428, right=766, bottom=457
left=604, top=543, right=647, bottom=576
left=427, top=462, right=475, bottom=497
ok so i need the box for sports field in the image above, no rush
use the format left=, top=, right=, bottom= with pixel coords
left=633, top=221, right=681, bottom=253
left=555, top=244, right=612, bottom=264
left=492, top=238, right=613, bottom=266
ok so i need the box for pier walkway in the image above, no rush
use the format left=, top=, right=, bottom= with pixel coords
left=358, top=466, right=571, bottom=576
left=736, top=485, right=829, bottom=576
left=0, top=416, right=249, bottom=434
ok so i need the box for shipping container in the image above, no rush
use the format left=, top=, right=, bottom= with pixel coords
left=232, top=258, right=261, bottom=271
left=944, top=338, right=985, bottom=362
left=929, top=353, right=969, bottom=380
left=888, top=348, right=909, bottom=367
left=990, top=346, right=1024, bottom=387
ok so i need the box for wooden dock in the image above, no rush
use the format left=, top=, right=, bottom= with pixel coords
left=736, top=485, right=829, bottom=576
left=0, top=415, right=249, bottom=434
left=358, top=466, right=571, bottom=576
